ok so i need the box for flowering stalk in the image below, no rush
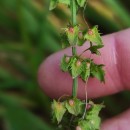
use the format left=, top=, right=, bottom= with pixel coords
left=49, top=1, right=105, bottom=130
left=71, top=0, right=78, bottom=98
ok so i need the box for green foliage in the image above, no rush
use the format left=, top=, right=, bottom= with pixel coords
left=76, top=0, right=86, bottom=7
left=61, top=56, right=105, bottom=82
left=52, top=100, right=66, bottom=124
left=60, top=33, right=70, bottom=48
left=78, top=118, right=100, bottom=130
left=88, top=45, right=103, bottom=55
left=65, top=98, right=83, bottom=116
left=61, top=56, right=90, bottom=80
left=61, top=25, right=86, bottom=48
left=52, top=98, right=85, bottom=125
left=1, top=0, right=130, bottom=130
left=51, top=99, right=104, bottom=130
left=0, top=92, right=53, bottom=130
left=49, top=0, right=58, bottom=10
left=0, top=0, right=61, bottom=130
left=60, top=55, right=73, bottom=72
left=66, top=26, right=79, bottom=46
left=49, top=0, right=87, bottom=10
left=84, top=26, right=103, bottom=46
left=4, top=107, right=53, bottom=130
left=85, top=101, right=104, bottom=129
left=70, top=58, right=83, bottom=78
left=77, top=31, right=86, bottom=46
left=59, top=0, right=70, bottom=5
left=78, top=120, right=92, bottom=130
left=90, top=62, right=105, bottom=83
left=80, top=61, right=90, bottom=81
left=49, top=0, right=70, bottom=10
left=78, top=101, right=104, bottom=130
left=51, top=1, right=106, bottom=129
left=86, top=101, right=104, bottom=119
left=60, top=55, right=69, bottom=72
left=61, top=56, right=83, bottom=78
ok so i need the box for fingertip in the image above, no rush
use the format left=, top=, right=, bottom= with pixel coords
left=101, top=109, right=130, bottom=130
left=38, top=28, right=130, bottom=99
left=38, top=55, right=57, bottom=98
left=38, top=53, right=73, bottom=99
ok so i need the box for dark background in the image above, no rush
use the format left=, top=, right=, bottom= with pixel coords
left=0, top=0, right=130, bottom=130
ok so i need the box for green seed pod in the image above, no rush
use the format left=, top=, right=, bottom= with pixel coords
left=78, top=32, right=83, bottom=39
left=69, top=27, right=74, bottom=33
left=86, top=103, right=92, bottom=110
left=65, top=57, right=70, bottom=63
left=88, top=29, right=93, bottom=35
left=76, top=60, right=81, bottom=67
left=69, top=99, right=74, bottom=106
left=86, top=62, right=90, bottom=68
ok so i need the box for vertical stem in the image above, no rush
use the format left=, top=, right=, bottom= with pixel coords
left=71, top=0, right=77, bottom=26
left=70, top=0, right=78, bottom=98
left=82, top=79, right=88, bottom=119
left=72, top=77, right=78, bottom=98
left=72, top=46, right=77, bottom=55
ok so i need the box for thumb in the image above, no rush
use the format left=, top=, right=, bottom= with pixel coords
left=101, top=109, right=130, bottom=130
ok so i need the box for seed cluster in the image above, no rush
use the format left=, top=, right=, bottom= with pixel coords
left=49, top=0, right=105, bottom=130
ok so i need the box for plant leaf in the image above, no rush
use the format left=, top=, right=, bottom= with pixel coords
left=65, top=98, right=83, bottom=116
left=4, top=106, right=54, bottom=130
left=0, top=92, right=53, bottom=130
left=84, top=26, right=103, bottom=46
left=49, top=0, right=70, bottom=10
left=78, top=120, right=91, bottom=130
left=77, top=31, right=85, bottom=46
left=78, top=117, right=101, bottom=130
left=90, top=62, right=105, bottom=83
left=52, top=100, right=66, bottom=124
left=86, top=101, right=104, bottom=118
left=80, top=61, right=90, bottom=81
left=60, top=55, right=73, bottom=72
left=60, top=33, right=70, bottom=48
left=66, top=26, right=79, bottom=46
left=88, top=45, right=104, bottom=55
left=77, top=38, right=85, bottom=46
left=84, top=101, right=105, bottom=130
left=49, top=0, right=58, bottom=10
left=70, top=57, right=83, bottom=78
left=59, top=0, right=70, bottom=5
left=76, top=0, right=86, bottom=7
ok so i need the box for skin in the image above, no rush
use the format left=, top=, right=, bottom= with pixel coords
left=38, top=28, right=130, bottom=130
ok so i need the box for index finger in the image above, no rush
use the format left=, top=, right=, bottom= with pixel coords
left=38, top=28, right=130, bottom=99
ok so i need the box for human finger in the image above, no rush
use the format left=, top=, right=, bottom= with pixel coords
left=101, top=109, right=130, bottom=130
left=38, top=28, right=130, bottom=99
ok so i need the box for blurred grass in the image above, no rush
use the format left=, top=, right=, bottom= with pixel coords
left=0, top=0, right=130, bottom=130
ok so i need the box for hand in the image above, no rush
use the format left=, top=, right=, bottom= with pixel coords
left=38, top=28, right=130, bottom=130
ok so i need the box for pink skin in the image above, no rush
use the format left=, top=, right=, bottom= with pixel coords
left=38, top=28, right=130, bottom=130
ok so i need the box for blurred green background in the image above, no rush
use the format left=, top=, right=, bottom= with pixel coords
left=0, top=0, right=130, bottom=130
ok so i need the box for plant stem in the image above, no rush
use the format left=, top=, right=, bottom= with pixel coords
left=71, top=0, right=77, bottom=26
left=72, top=46, right=77, bottom=55
left=82, top=79, right=88, bottom=119
left=72, top=76, right=78, bottom=98
left=71, top=0, right=78, bottom=98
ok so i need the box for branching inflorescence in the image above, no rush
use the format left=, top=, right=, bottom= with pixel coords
left=49, top=0, right=105, bottom=130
